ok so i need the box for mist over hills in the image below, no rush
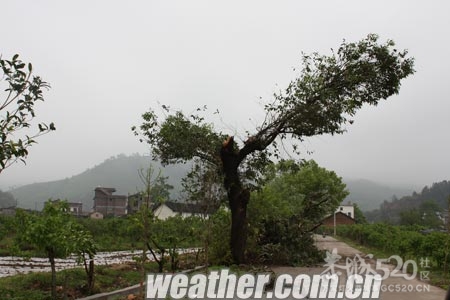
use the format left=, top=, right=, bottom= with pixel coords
left=3, top=154, right=425, bottom=214
left=342, top=179, right=415, bottom=211
left=365, top=180, right=450, bottom=223
left=8, top=154, right=189, bottom=210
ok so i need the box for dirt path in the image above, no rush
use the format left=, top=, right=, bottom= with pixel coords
left=271, top=235, right=447, bottom=299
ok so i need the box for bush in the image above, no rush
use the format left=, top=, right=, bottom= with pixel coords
left=208, top=207, right=232, bottom=265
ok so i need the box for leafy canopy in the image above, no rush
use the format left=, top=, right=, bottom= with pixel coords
left=133, top=34, right=414, bottom=263
left=133, top=34, right=414, bottom=177
left=249, top=159, right=348, bottom=229
left=0, top=54, right=55, bottom=172
left=247, top=160, right=348, bottom=264
left=16, top=200, right=96, bottom=259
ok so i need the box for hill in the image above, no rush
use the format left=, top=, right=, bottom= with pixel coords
left=9, top=154, right=190, bottom=210
left=342, top=179, right=415, bottom=211
left=7, top=153, right=417, bottom=213
left=365, top=180, right=450, bottom=223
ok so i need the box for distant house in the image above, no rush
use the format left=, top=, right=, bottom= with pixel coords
left=93, top=187, right=127, bottom=217
left=321, top=203, right=356, bottom=227
left=127, top=192, right=151, bottom=214
left=153, top=201, right=217, bottom=220
left=49, top=200, right=83, bottom=216
left=0, top=206, right=16, bottom=216
left=322, top=211, right=356, bottom=227
left=336, top=204, right=355, bottom=219
left=68, top=202, right=83, bottom=216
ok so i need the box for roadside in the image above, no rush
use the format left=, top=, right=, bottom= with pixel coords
left=271, top=235, right=447, bottom=300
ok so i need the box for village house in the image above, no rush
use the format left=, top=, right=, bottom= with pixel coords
left=49, top=199, right=84, bottom=216
left=322, top=211, right=356, bottom=227
left=127, top=192, right=151, bottom=214
left=68, top=202, right=83, bottom=216
left=0, top=206, right=16, bottom=216
left=336, top=203, right=355, bottom=219
left=322, top=202, right=356, bottom=227
left=153, top=201, right=218, bottom=220
left=93, top=187, right=127, bottom=217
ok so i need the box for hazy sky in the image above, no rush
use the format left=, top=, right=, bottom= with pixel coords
left=1, top=1, right=449, bottom=190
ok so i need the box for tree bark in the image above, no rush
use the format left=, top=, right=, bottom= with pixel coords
left=87, top=256, right=95, bottom=293
left=220, top=136, right=249, bottom=264
left=229, top=189, right=249, bottom=264
left=48, top=249, right=57, bottom=300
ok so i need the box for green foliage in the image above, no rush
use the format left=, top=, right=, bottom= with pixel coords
left=153, top=215, right=195, bottom=271
left=77, top=217, right=132, bottom=251
left=134, top=34, right=414, bottom=170
left=338, top=224, right=450, bottom=269
left=251, top=160, right=348, bottom=228
left=353, top=203, right=367, bottom=224
left=181, top=160, right=227, bottom=266
left=15, top=200, right=97, bottom=299
left=367, top=181, right=450, bottom=224
left=0, top=262, right=159, bottom=300
left=133, top=109, right=225, bottom=166
left=399, top=199, right=443, bottom=228
left=16, top=201, right=74, bottom=258
left=182, top=161, right=225, bottom=206
left=133, top=34, right=414, bottom=263
left=247, top=160, right=347, bottom=265
left=208, top=207, right=233, bottom=265
left=0, top=215, right=15, bottom=247
left=0, top=54, right=55, bottom=172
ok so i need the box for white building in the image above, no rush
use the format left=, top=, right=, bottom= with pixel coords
left=336, top=204, right=354, bottom=219
left=153, top=201, right=218, bottom=220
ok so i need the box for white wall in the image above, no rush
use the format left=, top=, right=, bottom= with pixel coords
left=336, top=205, right=354, bottom=219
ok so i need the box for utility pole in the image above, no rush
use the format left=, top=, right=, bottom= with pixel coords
left=447, top=195, right=450, bottom=233
left=444, top=195, right=450, bottom=280
left=334, top=211, right=337, bottom=236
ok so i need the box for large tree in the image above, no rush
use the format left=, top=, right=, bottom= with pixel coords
left=0, top=54, right=55, bottom=173
left=133, top=34, right=414, bottom=263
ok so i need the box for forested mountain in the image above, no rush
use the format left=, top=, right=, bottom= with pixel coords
left=365, top=180, right=450, bottom=223
left=5, top=153, right=441, bottom=218
left=342, top=179, right=414, bottom=211
left=8, top=154, right=189, bottom=210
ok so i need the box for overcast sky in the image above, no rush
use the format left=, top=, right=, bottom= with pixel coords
left=1, top=1, right=449, bottom=190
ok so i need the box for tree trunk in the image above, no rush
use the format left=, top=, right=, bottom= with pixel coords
left=48, top=250, right=57, bottom=300
left=229, top=189, right=249, bottom=264
left=83, top=252, right=95, bottom=294
left=220, top=136, right=249, bottom=264
left=87, top=256, right=95, bottom=293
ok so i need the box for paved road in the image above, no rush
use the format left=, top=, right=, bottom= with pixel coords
left=269, top=235, right=447, bottom=299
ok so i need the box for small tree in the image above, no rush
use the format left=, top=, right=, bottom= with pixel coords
left=71, top=225, right=97, bottom=294
left=0, top=54, right=55, bottom=173
left=181, top=162, right=225, bottom=265
left=128, top=164, right=173, bottom=298
left=154, top=215, right=193, bottom=271
left=16, top=200, right=96, bottom=299
left=134, top=34, right=414, bottom=263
